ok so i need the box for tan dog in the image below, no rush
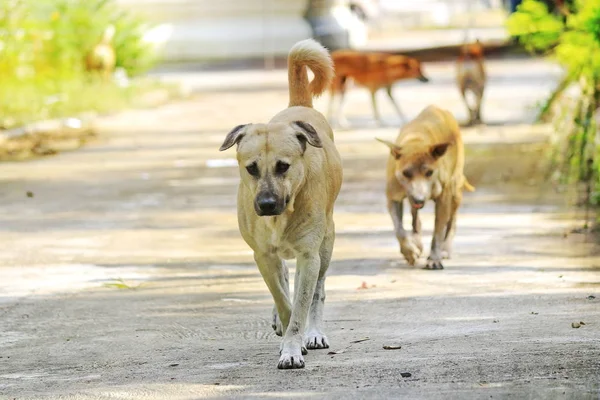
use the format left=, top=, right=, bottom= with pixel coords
left=456, top=40, right=486, bottom=125
left=85, top=25, right=116, bottom=80
left=327, top=50, right=429, bottom=127
left=377, top=105, right=474, bottom=270
left=219, top=39, right=342, bottom=369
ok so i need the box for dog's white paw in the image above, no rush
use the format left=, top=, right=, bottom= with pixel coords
left=424, top=257, right=444, bottom=270
left=272, top=307, right=283, bottom=336
left=305, top=331, right=329, bottom=349
left=400, top=236, right=422, bottom=266
left=278, top=352, right=305, bottom=369
left=278, top=340, right=305, bottom=369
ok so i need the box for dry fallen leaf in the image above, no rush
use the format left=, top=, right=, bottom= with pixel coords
left=383, top=345, right=402, bottom=350
left=572, top=322, right=581, bottom=328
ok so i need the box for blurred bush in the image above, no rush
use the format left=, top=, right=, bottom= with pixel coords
left=507, top=0, right=600, bottom=214
left=0, top=0, right=157, bottom=129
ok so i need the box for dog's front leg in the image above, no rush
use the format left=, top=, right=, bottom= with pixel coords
left=305, top=227, right=334, bottom=350
left=255, top=252, right=292, bottom=334
left=426, top=195, right=451, bottom=270
left=411, top=206, right=424, bottom=255
left=278, top=252, right=320, bottom=369
left=272, top=261, right=290, bottom=336
left=388, top=198, right=421, bottom=265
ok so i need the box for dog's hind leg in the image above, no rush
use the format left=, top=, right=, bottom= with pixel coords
left=327, top=76, right=341, bottom=124
left=370, top=89, right=383, bottom=126
left=386, top=86, right=407, bottom=123
left=425, top=193, right=452, bottom=270
left=442, top=191, right=462, bottom=259
left=442, top=214, right=456, bottom=259
left=474, top=90, right=484, bottom=124
left=335, top=77, right=350, bottom=128
left=389, top=198, right=421, bottom=265
left=278, top=250, right=321, bottom=369
left=327, top=91, right=336, bottom=123
left=305, top=224, right=334, bottom=350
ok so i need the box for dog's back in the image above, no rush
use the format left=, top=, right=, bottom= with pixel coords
left=331, top=50, right=428, bottom=92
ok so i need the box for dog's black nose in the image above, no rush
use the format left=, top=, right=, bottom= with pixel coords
left=257, top=195, right=278, bottom=215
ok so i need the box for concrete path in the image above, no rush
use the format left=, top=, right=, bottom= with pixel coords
left=1, top=57, right=598, bottom=399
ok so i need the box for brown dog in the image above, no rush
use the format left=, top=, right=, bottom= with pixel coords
left=456, top=40, right=486, bottom=125
left=327, top=50, right=429, bottom=127
left=85, top=25, right=116, bottom=80
left=219, top=39, right=342, bottom=369
left=377, top=105, right=474, bottom=270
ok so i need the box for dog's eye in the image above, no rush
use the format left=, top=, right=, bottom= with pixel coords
left=246, top=163, right=259, bottom=177
left=275, top=161, right=290, bottom=175
left=403, top=170, right=413, bottom=179
left=425, top=170, right=433, bottom=177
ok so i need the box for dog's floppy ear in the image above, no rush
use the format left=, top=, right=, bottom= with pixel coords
left=219, top=124, right=249, bottom=151
left=292, top=121, right=322, bottom=150
left=430, top=142, right=451, bottom=159
left=376, top=137, right=402, bottom=160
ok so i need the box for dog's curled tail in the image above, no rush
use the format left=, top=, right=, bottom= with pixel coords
left=288, top=39, right=334, bottom=108
left=463, top=178, right=475, bottom=192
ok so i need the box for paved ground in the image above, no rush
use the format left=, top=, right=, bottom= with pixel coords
left=1, top=57, right=599, bottom=399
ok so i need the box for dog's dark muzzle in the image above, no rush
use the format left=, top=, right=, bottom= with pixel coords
left=255, top=192, right=286, bottom=216
left=418, top=75, right=430, bottom=83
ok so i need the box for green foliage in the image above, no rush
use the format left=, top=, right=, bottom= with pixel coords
left=0, top=0, right=158, bottom=129
left=506, top=0, right=563, bottom=51
left=507, top=0, right=600, bottom=212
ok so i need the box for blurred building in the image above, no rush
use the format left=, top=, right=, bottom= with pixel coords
left=116, top=0, right=506, bottom=63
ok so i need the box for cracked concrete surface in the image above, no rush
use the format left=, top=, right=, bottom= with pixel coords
left=0, top=58, right=599, bottom=399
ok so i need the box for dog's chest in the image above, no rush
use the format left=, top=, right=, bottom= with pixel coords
left=263, top=215, right=295, bottom=260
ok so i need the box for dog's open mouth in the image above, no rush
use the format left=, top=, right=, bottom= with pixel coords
left=412, top=203, right=424, bottom=209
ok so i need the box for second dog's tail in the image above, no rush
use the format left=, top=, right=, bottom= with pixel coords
left=288, top=39, right=334, bottom=108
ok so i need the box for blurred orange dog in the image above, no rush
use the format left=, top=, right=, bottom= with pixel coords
left=327, top=50, right=429, bottom=127
left=456, top=40, right=486, bottom=125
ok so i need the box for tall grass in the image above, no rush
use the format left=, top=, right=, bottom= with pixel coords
left=0, top=0, right=157, bottom=129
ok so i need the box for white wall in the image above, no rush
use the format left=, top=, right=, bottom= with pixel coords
left=116, top=0, right=313, bottom=62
